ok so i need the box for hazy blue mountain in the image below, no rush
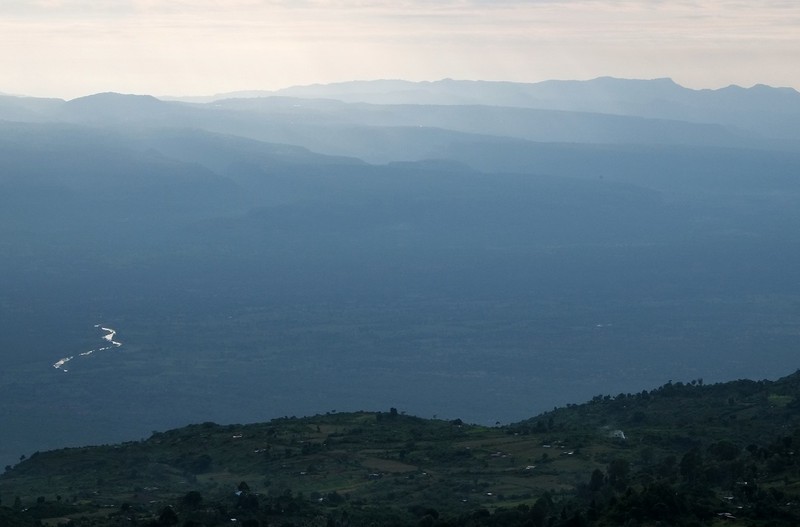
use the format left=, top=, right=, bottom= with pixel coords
left=0, top=79, right=799, bottom=473
left=0, top=122, right=240, bottom=203
left=5, top=90, right=780, bottom=165
left=160, top=89, right=276, bottom=103
left=270, top=77, right=800, bottom=141
left=2, top=116, right=800, bottom=469
left=207, top=97, right=774, bottom=161
left=7, top=78, right=798, bottom=167
left=54, top=92, right=206, bottom=126
left=434, top=140, right=800, bottom=192
left=0, top=95, right=64, bottom=121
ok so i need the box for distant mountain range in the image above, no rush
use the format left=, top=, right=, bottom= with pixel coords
left=2, top=77, right=799, bottom=166
left=1, top=76, right=800, bottom=482
left=166, top=77, right=800, bottom=141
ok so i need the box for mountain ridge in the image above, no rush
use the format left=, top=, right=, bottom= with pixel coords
left=2, top=76, right=800, bottom=525
left=3, top=368, right=800, bottom=526
left=160, top=76, right=800, bottom=103
left=3, top=76, right=800, bottom=165
left=3, top=77, right=797, bottom=161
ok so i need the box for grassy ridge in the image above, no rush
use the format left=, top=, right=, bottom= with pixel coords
left=3, top=371, right=800, bottom=525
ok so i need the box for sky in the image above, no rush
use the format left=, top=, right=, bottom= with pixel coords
left=1, top=0, right=799, bottom=99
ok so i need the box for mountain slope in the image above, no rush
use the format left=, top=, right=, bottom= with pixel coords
left=3, top=370, right=800, bottom=525
left=5, top=77, right=799, bottom=168
left=271, top=77, right=800, bottom=141
left=2, top=116, right=800, bottom=476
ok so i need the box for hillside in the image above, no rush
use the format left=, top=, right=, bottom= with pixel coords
left=2, top=78, right=800, bottom=522
left=3, top=371, right=800, bottom=526
left=2, top=96, right=800, bottom=479
left=268, top=77, right=800, bottom=142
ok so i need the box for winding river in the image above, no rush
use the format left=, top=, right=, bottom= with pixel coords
left=53, top=325, right=122, bottom=372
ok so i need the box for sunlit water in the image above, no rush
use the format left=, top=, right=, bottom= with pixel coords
left=52, top=325, right=122, bottom=372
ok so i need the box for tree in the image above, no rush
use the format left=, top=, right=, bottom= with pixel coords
left=708, top=440, right=740, bottom=462
left=188, top=454, right=212, bottom=474
left=607, top=459, right=630, bottom=491
left=180, top=490, right=203, bottom=510
left=158, top=506, right=179, bottom=526
left=680, top=449, right=705, bottom=485
left=589, top=468, right=605, bottom=492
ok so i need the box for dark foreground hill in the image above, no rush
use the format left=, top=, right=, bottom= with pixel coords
left=3, top=370, right=800, bottom=526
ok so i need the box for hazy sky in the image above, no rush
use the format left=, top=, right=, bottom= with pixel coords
left=2, top=0, right=799, bottom=99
